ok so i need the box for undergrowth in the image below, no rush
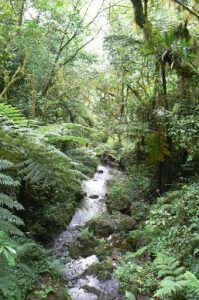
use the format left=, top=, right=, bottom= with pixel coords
left=115, top=181, right=199, bottom=300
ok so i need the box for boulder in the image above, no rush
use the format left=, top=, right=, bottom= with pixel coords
left=69, top=230, right=99, bottom=258
left=87, top=213, right=136, bottom=237
left=89, top=195, right=99, bottom=199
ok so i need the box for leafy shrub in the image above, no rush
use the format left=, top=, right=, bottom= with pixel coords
left=107, top=178, right=133, bottom=213
left=115, top=181, right=199, bottom=299
left=0, top=238, right=58, bottom=300
left=23, top=186, right=77, bottom=241
left=107, top=175, right=149, bottom=214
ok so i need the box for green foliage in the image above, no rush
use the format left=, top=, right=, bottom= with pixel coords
left=0, top=103, right=28, bottom=130
left=125, top=291, right=136, bottom=300
left=185, top=271, right=199, bottom=297
left=23, top=186, right=77, bottom=240
left=34, top=284, right=54, bottom=299
left=115, top=261, right=143, bottom=291
left=66, top=147, right=99, bottom=176
left=1, top=102, right=83, bottom=189
left=0, top=1, right=199, bottom=299
left=115, top=181, right=199, bottom=299
left=0, top=159, right=24, bottom=237
left=168, top=107, right=199, bottom=167
left=146, top=132, right=170, bottom=163
left=0, top=231, right=16, bottom=267
left=107, top=174, right=149, bottom=214
left=154, top=278, right=187, bottom=299
left=0, top=238, right=59, bottom=300
left=153, top=254, right=186, bottom=299
left=107, top=177, right=133, bottom=213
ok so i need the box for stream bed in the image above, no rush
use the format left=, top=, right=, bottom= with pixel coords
left=51, top=165, right=124, bottom=300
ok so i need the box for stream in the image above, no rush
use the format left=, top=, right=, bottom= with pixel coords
left=51, top=164, right=124, bottom=300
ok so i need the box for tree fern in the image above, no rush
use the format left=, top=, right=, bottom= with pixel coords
left=34, top=122, right=91, bottom=145
left=0, top=221, right=23, bottom=236
left=18, top=141, right=82, bottom=189
left=1, top=103, right=84, bottom=189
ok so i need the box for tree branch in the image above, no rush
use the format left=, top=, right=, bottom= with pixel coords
left=9, top=0, right=17, bottom=16
left=62, top=28, right=101, bottom=66
left=18, top=0, right=26, bottom=28
left=172, top=0, right=199, bottom=21
left=0, top=51, right=29, bottom=100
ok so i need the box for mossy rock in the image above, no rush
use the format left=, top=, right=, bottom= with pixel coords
left=47, top=289, right=72, bottom=300
left=106, top=179, right=133, bottom=214
left=87, top=213, right=136, bottom=237
left=95, top=238, right=112, bottom=259
left=129, top=200, right=150, bottom=221
left=82, top=285, right=102, bottom=296
left=69, top=229, right=99, bottom=258
left=106, top=193, right=132, bottom=213
left=86, top=260, right=114, bottom=280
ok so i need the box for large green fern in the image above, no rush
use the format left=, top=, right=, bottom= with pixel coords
left=0, top=103, right=85, bottom=189
left=185, top=271, right=199, bottom=296
left=0, top=103, right=28, bottom=131
left=153, top=254, right=187, bottom=299
left=0, top=160, right=24, bottom=237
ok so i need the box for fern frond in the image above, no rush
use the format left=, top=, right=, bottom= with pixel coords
left=154, top=278, right=187, bottom=298
left=0, top=160, right=14, bottom=170
left=0, top=103, right=28, bottom=128
left=1, top=103, right=83, bottom=189
left=0, top=159, right=24, bottom=237
left=0, top=194, right=24, bottom=210
left=185, top=271, right=199, bottom=295
left=0, top=208, right=24, bottom=226
left=174, top=266, right=186, bottom=276
left=0, top=220, right=23, bottom=236
left=0, top=174, right=19, bottom=187
left=48, top=135, right=89, bottom=145
left=18, top=141, right=82, bottom=189
left=154, top=254, right=187, bottom=299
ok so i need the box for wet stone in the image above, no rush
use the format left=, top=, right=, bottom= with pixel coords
left=63, top=255, right=99, bottom=281
left=51, top=229, right=80, bottom=258
left=72, top=276, right=120, bottom=300
left=96, top=169, right=104, bottom=174
left=89, top=195, right=99, bottom=199
left=69, top=288, right=98, bottom=300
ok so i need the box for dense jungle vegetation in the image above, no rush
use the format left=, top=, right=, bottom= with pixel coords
left=0, top=0, right=199, bottom=299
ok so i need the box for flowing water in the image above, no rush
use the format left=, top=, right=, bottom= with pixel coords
left=52, top=165, right=123, bottom=300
